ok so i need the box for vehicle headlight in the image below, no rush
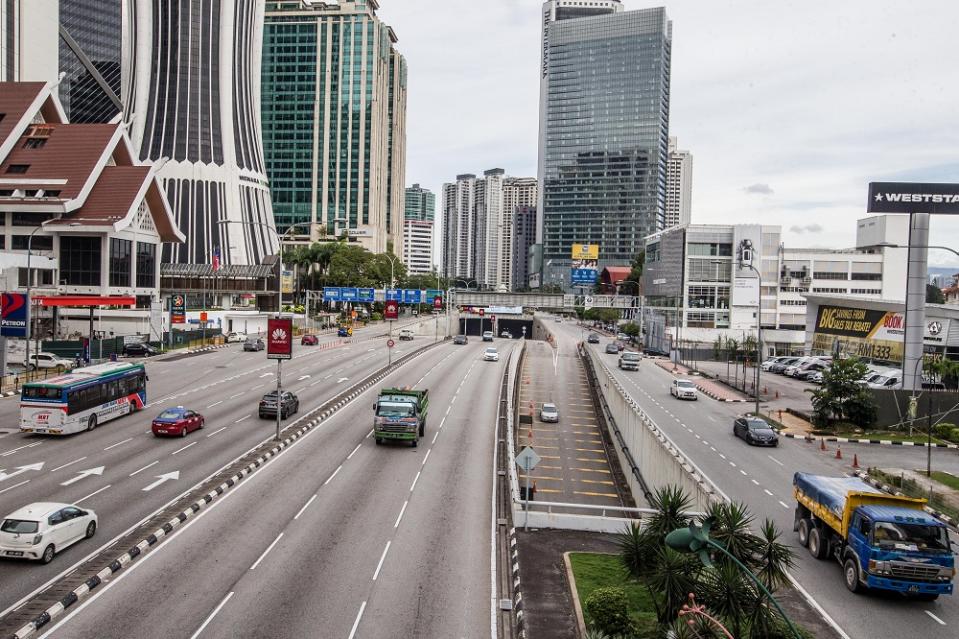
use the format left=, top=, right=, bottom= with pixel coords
left=939, top=566, right=954, bottom=580
left=32, top=534, right=42, bottom=545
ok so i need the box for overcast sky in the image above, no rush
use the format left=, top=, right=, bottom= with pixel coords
left=378, top=0, right=959, bottom=269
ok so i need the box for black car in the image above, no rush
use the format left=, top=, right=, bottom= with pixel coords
left=453, top=335, right=468, bottom=345
left=587, top=334, right=600, bottom=344
left=244, top=338, right=265, bottom=352
left=733, top=416, right=779, bottom=447
left=258, top=391, right=299, bottom=419
left=124, top=343, right=158, bottom=357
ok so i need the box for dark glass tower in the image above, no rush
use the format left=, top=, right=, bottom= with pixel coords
left=58, top=0, right=122, bottom=123
left=537, top=2, right=671, bottom=286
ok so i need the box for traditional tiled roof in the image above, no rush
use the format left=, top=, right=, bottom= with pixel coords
left=0, top=82, right=46, bottom=146
left=48, top=166, right=150, bottom=226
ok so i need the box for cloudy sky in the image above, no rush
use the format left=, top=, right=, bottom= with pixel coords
left=378, top=0, right=959, bottom=268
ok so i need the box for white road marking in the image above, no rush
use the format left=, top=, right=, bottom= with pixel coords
left=74, top=484, right=111, bottom=505
left=206, top=427, right=227, bottom=438
left=129, top=460, right=159, bottom=477
left=60, top=466, right=105, bottom=486
left=394, top=500, right=408, bottom=528
left=249, top=533, right=284, bottom=570
left=740, top=469, right=747, bottom=476
left=228, top=393, right=244, bottom=400
left=410, top=470, right=421, bottom=492
left=347, top=601, right=367, bottom=639
left=778, top=500, right=790, bottom=509
left=764, top=489, right=774, bottom=496
left=925, top=611, right=946, bottom=626
left=207, top=401, right=223, bottom=408
left=294, top=494, right=317, bottom=520
left=767, top=455, right=784, bottom=466
left=422, top=449, right=432, bottom=466
left=372, top=540, right=391, bottom=581
left=0, top=479, right=29, bottom=494
left=235, top=415, right=251, bottom=423
left=347, top=443, right=362, bottom=460
left=50, top=457, right=87, bottom=473
left=171, top=442, right=197, bottom=455
left=103, top=438, right=132, bottom=451
left=707, top=415, right=716, bottom=422
left=310, top=380, right=321, bottom=386
left=719, top=454, right=726, bottom=460
left=142, top=472, right=180, bottom=492
left=432, top=432, right=439, bottom=445
left=324, top=465, right=342, bottom=485
left=1, top=442, right=42, bottom=457
left=189, top=591, right=234, bottom=639
left=751, top=479, right=760, bottom=486
left=729, top=461, right=737, bottom=468
left=250, top=384, right=264, bottom=389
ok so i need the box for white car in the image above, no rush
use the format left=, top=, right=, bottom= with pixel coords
left=670, top=379, right=698, bottom=400
left=540, top=403, right=559, bottom=422
left=0, top=502, right=97, bottom=563
left=483, top=347, right=499, bottom=362
left=226, top=332, right=247, bottom=343
left=28, top=352, right=73, bottom=370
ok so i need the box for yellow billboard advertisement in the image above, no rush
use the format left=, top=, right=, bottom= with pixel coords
left=571, top=244, right=599, bottom=261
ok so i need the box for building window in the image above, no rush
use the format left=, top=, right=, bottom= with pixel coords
left=60, top=236, right=102, bottom=286
left=850, top=288, right=882, bottom=295
left=135, top=295, right=153, bottom=309
left=11, top=235, right=53, bottom=251
left=12, top=212, right=55, bottom=226
left=136, top=242, right=156, bottom=288
left=850, top=273, right=882, bottom=281
left=23, top=138, right=46, bottom=149
left=109, top=238, right=132, bottom=287
left=813, top=271, right=847, bottom=280
left=687, top=243, right=733, bottom=257
left=5, top=164, right=29, bottom=174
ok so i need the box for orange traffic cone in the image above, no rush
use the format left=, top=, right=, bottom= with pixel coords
left=852, top=454, right=859, bottom=469
left=835, top=447, right=842, bottom=460
left=820, top=438, right=826, bottom=451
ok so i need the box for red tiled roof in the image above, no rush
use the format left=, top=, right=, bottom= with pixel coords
left=49, top=165, right=150, bottom=227
left=0, top=82, right=45, bottom=146
left=602, top=266, right=632, bottom=280
left=0, top=123, right=117, bottom=198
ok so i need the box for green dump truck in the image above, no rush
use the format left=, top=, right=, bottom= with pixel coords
left=373, top=388, right=429, bottom=447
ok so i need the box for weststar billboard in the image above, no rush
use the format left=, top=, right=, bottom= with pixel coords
left=867, top=182, right=959, bottom=214
left=1, top=292, right=29, bottom=338
left=267, top=317, right=293, bottom=360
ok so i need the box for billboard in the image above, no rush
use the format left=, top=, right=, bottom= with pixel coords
left=384, top=300, right=399, bottom=320
left=571, top=244, right=599, bottom=261
left=425, top=289, right=443, bottom=304
left=812, top=305, right=904, bottom=362
left=267, top=317, right=293, bottom=360
left=570, top=244, right=598, bottom=286
left=170, top=294, right=186, bottom=324
left=867, top=182, right=959, bottom=215
left=281, top=270, right=295, bottom=295
left=732, top=277, right=760, bottom=307
left=0, top=292, right=29, bottom=338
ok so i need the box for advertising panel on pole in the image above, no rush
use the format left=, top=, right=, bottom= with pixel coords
left=323, top=287, right=341, bottom=301
left=384, top=300, right=399, bottom=320
left=170, top=294, right=186, bottom=324
left=570, top=244, right=599, bottom=261
left=867, top=182, right=959, bottom=215
left=281, top=270, right=295, bottom=294
left=426, top=289, right=443, bottom=304
left=267, top=317, right=293, bottom=360
left=811, top=305, right=905, bottom=362
left=0, top=292, right=30, bottom=338
left=732, top=277, right=760, bottom=307
left=570, top=243, right=599, bottom=285
left=433, top=296, right=443, bottom=310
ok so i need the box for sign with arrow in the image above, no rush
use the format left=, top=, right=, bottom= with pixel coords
left=60, top=466, right=104, bottom=486
left=0, top=462, right=44, bottom=482
left=142, top=471, right=180, bottom=492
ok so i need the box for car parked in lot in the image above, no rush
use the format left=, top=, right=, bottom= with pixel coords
left=769, top=357, right=800, bottom=374
left=605, top=343, right=620, bottom=354
left=761, top=356, right=791, bottom=372
left=151, top=406, right=205, bottom=437
left=482, top=331, right=494, bottom=342
left=670, top=379, right=698, bottom=400
left=483, top=347, right=499, bottom=362
left=1, top=502, right=97, bottom=563
left=539, top=402, right=559, bottom=423
left=226, top=332, right=247, bottom=343
left=733, top=416, right=779, bottom=446
left=301, top=334, right=319, bottom=346
left=258, top=391, right=299, bottom=419
left=453, top=335, right=468, bottom=345
left=243, top=337, right=265, bottom=352
left=587, top=333, right=600, bottom=344
left=809, top=371, right=824, bottom=384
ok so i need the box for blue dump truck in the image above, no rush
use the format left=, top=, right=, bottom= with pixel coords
left=793, top=473, right=955, bottom=599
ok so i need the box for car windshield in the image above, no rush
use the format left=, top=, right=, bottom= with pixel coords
left=543, top=404, right=556, bottom=413
left=157, top=410, right=183, bottom=419
left=873, top=521, right=950, bottom=552
left=746, top=419, right=770, bottom=430
left=378, top=401, right=414, bottom=417
left=677, top=381, right=695, bottom=388
left=486, top=348, right=497, bottom=354
left=1, top=519, right=39, bottom=534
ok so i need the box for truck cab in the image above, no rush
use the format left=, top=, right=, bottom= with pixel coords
left=373, top=389, right=429, bottom=447
left=618, top=351, right=641, bottom=371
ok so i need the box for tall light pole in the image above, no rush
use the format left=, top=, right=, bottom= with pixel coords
left=737, top=241, right=763, bottom=417
left=455, top=279, right=476, bottom=335
left=24, top=221, right=73, bottom=376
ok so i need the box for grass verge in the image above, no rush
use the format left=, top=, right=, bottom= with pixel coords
left=931, top=470, right=959, bottom=491
left=569, top=552, right=657, bottom=637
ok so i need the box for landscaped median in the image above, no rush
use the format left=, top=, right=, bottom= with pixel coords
left=568, top=552, right=658, bottom=638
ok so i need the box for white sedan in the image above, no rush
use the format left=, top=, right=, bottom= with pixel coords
left=483, top=348, right=499, bottom=362
left=670, top=379, right=699, bottom=400
left=226, top=332, right=248, bottom=343
left=0, top=502, right=98, bottom=563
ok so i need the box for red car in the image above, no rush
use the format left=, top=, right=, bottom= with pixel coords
left=152, top=407, right=204, bottom=437
left=301, top=334, right=319, bottom=345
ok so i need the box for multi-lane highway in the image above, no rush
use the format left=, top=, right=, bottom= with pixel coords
left=0, top=319, right=444, bottom=623
left=3, top=325, right=514, bottom=638
left=557, top=320, right=959, bottom=639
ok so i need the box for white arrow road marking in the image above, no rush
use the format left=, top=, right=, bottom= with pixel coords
left=337, top=377, right=349, bottom=383
left=142, top=471, right=180, bottom=492
left=0, top=462, right=45, bottom=482
left=60, top=466, right=105, bottom=486
left=259, top=373, right=273, bottom=378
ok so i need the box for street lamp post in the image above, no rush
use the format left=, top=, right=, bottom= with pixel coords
left=454, top=279, right=476, bottom=335
left=736, top=255, right=763, bottom=417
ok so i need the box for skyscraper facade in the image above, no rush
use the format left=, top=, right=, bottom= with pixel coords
left=512, top=206, right=537, bottom=291
left=665, top=136, right=692, bottom=228
left=261, top=0, right=407, bottom=254
left=405, top=183, right=435, bottom=222
left=402, top=220, right=434, bottom=275
left=442, top=174, right=478, bottom=282
left=537, top=1, right=672, bottom=287
left=58, top=0, right=123, bottom=123
left=122, top=0, right=278, bottom=265
left=1, top=0, right=59, bottom=84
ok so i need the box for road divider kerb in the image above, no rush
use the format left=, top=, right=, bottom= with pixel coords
left=780, top=431, right=959, bottom=449
left=5, top=336, right=449, bottom=639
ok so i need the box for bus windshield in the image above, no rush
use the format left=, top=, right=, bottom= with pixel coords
left=21, top=386, right=63, bottom=399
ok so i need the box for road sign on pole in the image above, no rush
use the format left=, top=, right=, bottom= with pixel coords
left=387, top=339, right=395, bottom=348
left=515, top=446, right=541, bottom=530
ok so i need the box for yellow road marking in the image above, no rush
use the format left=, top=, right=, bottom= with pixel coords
left=539, top=455, right=561, bottom=459
left=578, top=479, right=615, bottom=485
left=539, top=465, right=563, bottom=470
left=518, top=475, right=564, bottom=482
left=535, top=488, right=564, bottom=494
left=572, top=467, right=611, bottom=474
left=574, top=491, right=619, bottom=498
left=575, top=457, right=607, bottom=463
left=574, top=439, right=603, bottom=445
left=575, top=448, right=606, bottom=453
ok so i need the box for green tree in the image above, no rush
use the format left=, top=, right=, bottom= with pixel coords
left=622, top=322, right=640, bottom=337
left=806, top=357, right=877, bottom=428
left=927, top=283, right=946, bottom=304
left=627, top=250, right=645, bottom=287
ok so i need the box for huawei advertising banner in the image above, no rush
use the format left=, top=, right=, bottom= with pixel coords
left=570, top=244, right=599, bottom=285
left=0, top=292, right=29, bottom=338
left=384, top=300, right=399, bottom=320
left=267, top=317, right=293, bottom=360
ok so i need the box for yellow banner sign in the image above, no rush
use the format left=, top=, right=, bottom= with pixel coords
left=571, top=244, right=599, bottom=261
left=811, top=333, right=903, bottom=364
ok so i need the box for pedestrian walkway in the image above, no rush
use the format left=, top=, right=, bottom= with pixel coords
left=517, top=340, right=621, bottom=506
left=653, top=359, right=749, bottom=402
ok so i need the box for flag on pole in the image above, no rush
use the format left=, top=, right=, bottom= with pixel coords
left=212, top=246, right=220, bottom=272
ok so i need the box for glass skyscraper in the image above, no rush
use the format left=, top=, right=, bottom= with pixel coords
left=58, top=0, right=122, bottom=123
left=405, top=183, right=435, bottom=222
left=261, top=0, right=407, bottom=254
left=537, top=1, right=672, bottom=287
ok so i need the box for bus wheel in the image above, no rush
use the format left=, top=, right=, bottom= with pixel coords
left=87, top=415, right=97, bottom=431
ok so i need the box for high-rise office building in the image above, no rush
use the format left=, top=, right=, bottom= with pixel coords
left=122, top=0, right=277, bottom=265
left=442, top=170, right=537, bottom=290
left=261, top=0, right=407, bottom=254
left=58, top=0, right=123, bottom=123
left=405, top=183, right=435, bottom=222
left=1, top=0, right=59, bottom=84
left=665, top=136, right=692, bottom=228
left=512, top=206, right=537, bottom=291
left=537, top=1, right=672, bottom=287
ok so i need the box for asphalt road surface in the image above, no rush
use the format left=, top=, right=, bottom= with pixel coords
left=555, top=320, right=959, bottom=639
left=28, top=337, right=513, bottom=639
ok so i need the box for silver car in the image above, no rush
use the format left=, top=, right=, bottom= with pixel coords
left=540, top=403, right=559, bottom=423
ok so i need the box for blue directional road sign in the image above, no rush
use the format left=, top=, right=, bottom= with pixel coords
left=425, top=289, right=443, bottom=304
left=357, top=288, right=375, bottom=303
left=340, top=288, right=359, bottom=301
left=385, top=289, right=401, bottom=302
left=402, top=289, right=422, bottom=304
left=323, top=287, right=341, bottom=301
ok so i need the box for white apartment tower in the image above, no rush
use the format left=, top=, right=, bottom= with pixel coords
left=665, top=136, right=693, bottom=228
left=402, top=220, right=434, bottom=275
